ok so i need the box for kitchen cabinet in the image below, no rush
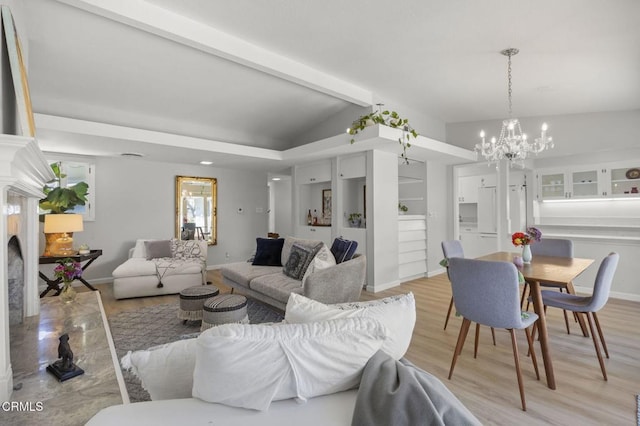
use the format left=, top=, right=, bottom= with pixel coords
left=458, top=176, right=480, bottom=203
left=338, top=154, right=366, bottom=180
left=536, top=162, right=640, bottom=200
left=295, top=160, right=331, bottom=184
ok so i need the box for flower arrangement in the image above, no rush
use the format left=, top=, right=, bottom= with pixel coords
left=511, top=226, right=542, bottom=246
left=54, top=258, right=83, bottom=283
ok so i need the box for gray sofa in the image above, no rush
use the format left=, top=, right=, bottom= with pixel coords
left=220, top=237, right=365, bottom=310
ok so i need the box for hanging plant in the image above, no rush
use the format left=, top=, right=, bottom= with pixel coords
left=347, top=104, right=419, bottom=164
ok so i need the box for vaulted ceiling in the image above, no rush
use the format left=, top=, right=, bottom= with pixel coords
left=23, top=0, right=640, bottom=169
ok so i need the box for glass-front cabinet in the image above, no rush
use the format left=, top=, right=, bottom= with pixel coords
left=537, top=163, right=640, bottom=200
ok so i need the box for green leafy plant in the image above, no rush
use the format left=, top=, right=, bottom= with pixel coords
left=398, top=203, right=408, bottom=213
left=347, top=105, right=419, bottom=164
left=39, top=162, right=89, bottom=215
left=348, top=213, right=362, bottom=221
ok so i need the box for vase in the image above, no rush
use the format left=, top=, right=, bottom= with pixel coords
left=522, top=245, right=532, bottom=264
left=60, top=281, right=77, bottom=303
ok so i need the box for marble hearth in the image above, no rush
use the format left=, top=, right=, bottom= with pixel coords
left=1, top=134, right=54, bottom=401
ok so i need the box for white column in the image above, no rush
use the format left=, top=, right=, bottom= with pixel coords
left=0, top=184, right=14, bottom=401
left=24, top=197, right=40, bottom=317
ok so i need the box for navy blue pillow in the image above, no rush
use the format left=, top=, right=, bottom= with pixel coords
left=252, top=238, right=285, bottom=266
left=330, top=237, right=358, bottom=264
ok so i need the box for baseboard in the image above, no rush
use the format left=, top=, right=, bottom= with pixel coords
left=366, top=279, right=401, bottom=293
left=573, top=285, right=640, bottom=302
left=428, top=267, right=447, bottom=278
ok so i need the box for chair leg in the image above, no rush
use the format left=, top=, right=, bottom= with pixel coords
left=524, top=327, right=540, bottom=380
left=449, top=318, right=472, bottom=380
left=474, top=323, right=480, bottom=358
left=444, top=296, right=454, bottom=330
left=592, top=312, right=609, bottom=359
left=509, top=329, right=527, bottom=411
left=491, top=327, right=496, bottom=346
left=520, top=282, right=529, bottom=309
left=457, top=319, right=472, bottom=355
left=562, top=309, right=571, bottom=335
left=585, top=312, right=607, bottom=381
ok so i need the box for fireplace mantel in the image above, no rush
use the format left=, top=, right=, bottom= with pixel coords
left=1, top=133, right=54, bottom=401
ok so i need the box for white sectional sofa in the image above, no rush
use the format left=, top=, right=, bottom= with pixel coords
left=112, top=239, right=207, bottom=299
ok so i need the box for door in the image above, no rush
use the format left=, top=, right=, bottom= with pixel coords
left=477, top=187, right=496, bottom=233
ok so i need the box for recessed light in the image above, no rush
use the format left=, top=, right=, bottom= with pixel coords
left=272, top=177, right=281, bottom=181
left=121, top=152, right=144, bottom=157
left=200, top=161, right=213, bottom=165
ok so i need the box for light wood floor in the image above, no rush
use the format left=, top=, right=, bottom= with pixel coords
left=84, top=270, right=640, bottom=425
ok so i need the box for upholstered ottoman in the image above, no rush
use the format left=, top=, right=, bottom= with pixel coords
left=178, top=285, right=220, bottom=322
left=201, top=294, right=249, bottom=331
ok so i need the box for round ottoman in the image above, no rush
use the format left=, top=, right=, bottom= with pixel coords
left=201, top=294, right=249, bottom=331
left=178, top=285, right=220, bottom=322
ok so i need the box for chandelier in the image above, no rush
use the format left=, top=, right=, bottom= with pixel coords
left=475, top=48, right=554, bottom=168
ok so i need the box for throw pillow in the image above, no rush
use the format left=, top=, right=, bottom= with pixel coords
left=120, top=338, right=197, bottom=400
left=301, top=242, right=336, bottom=285
left=330, top=237, right=358, bottom=264
left=285, top=292, right=416, bottom=360
left=283, top=243, right=322, bottom=280
left=252, top=237, right=285, bottom=266
left=171, top=238, right=206, bottom=260
left=144, top=240, right=172, bottom=260
left=192, top=317, right=387, bottom=411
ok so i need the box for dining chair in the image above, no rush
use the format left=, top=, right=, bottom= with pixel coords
left=540, top=252, right=619, bottom=380
left=447, top=257, right=540, bottom=411
left=522, top=238, right=575, bottom=334
left=442, top=240, right=496, bottom=345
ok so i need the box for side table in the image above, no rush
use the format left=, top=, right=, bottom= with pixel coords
left=39, top=249, right=103, bottom=297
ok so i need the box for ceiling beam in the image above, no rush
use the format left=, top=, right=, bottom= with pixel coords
left=55, top=0, right=373, bottom=106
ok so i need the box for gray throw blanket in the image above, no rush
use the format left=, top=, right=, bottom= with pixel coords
left=352, top=351, right=482, bottom=426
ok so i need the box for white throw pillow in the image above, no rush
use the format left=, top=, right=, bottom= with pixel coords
left=120, top=338, right=197, bottom=400
left=285, top=292, right=416, bottom=360
left=301, top=243, right=336, bottom=286
left=192, top=317, right=387, bottom=411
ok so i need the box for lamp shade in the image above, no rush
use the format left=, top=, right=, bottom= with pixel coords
left=44, top=214, right=83, bottom=233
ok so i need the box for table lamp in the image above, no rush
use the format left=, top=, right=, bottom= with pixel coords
left=44, top=214, right=83, bottom=257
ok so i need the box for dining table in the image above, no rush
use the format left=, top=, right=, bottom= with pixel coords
left=477, top=251, right=594, bottom=390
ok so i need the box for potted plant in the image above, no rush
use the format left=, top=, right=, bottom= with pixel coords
left=398, top=203, right=408, bottom=215
left=348, top=213, right=362, bottom=228
left=347, top=104, right=419, bottom=164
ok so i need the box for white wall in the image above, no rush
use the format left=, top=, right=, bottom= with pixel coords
left=41, top=156, right=269, bottom=283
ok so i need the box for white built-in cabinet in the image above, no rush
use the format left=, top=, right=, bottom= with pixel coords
left=398, top=215, right=427, bottom=281
left=536, top=162, right=640, bottom=200
left=338, top=154, right=367, bottom=253
left=293, top=159, right=333, bottom=246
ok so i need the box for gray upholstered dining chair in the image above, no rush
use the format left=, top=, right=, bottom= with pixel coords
left=447, top=257, right=540, bottom=411
left=442, top=240, right=496, bottom=345
left=540, top=252, right=619, bottom=381
left=522, top=238, right=574, bottom=333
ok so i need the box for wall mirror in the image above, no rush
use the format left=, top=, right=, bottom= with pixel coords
left=175, top=176, right=217, bottom=245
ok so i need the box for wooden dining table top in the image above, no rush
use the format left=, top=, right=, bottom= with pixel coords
left=477, top=251, right=595, bottom=285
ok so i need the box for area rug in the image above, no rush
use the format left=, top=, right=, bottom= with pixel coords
left=108, top=298, right=284, bottom=402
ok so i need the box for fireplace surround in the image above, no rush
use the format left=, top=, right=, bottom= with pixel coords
left=0, top=134, right=54, bottom=400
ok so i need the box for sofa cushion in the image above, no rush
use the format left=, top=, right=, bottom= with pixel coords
left=112, top=258, right=203, bottom=278
left=330, top=237, right=358, bottom=264
left=144, top=240, right=172, bottom=260
left=120, top=338, right=197, bottom=400
left=252, top=238, right=285, bottom=266
left=301, top=243, right=336, bottom=285
left=283, top=243, right=322, bottom=280
left=192, top=317, right=387, bottom=411
left=285, top=292, right=416, bottom=360
left=281, top=236, right=323, bottom=266
left=112, top=258, right=158, bottom=278
left=249, top=272, right=304, bottom=303
left=221, top=262, right=282, bottom=288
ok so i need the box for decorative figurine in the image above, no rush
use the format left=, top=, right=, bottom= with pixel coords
left=46, top=333, right=84, bottom=382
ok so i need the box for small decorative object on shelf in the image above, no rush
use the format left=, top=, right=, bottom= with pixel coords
left=78, top=244, right=90, bottom=255
left=54, top=258, right=82, bottom=303
left=347, top=103, right=418, bottom=165
left=625, top=168, right=640, bottom=179
left=348, top=213, right=362, bottom=228
left=398, top=203, right=409, bottom=214
left=511, top=226, right=542, bottom=264
left=46, top=333, right=84, bottom=382
left=307, top=209, right=312, bottom=225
